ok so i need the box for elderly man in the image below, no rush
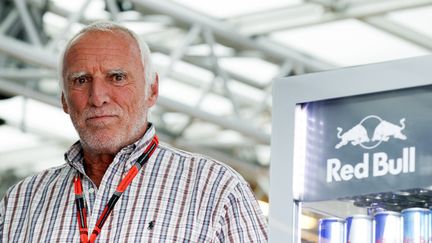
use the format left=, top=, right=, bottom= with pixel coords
left=0, top=22, right=268, bottom=242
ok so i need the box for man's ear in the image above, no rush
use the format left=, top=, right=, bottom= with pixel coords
left=147, top=73, right=159, bottom=107
left=61, top=92, right=69, bottom=114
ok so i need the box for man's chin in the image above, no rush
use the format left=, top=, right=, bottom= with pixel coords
left=84, top=143, right=123, bottom=155
left=79, top=133, right=124, bottom=155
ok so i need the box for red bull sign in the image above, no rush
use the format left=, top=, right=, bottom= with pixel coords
left=297, top=84, right=432, bottom=201
left=335, top=115, right=406, bottom=150
left=327, top=115, right=416, bottom=183
left=327, top=146, right=415, bottom=183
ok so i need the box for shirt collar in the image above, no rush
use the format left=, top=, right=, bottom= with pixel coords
left=65, top=123, right=157, bottom=173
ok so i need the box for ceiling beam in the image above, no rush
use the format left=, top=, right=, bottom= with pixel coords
left=132, top=0, right=335, bottom=71
left=362, top=15, right=432, bottom=51
left=227, top=0, right=432, bottom=35
left=0, top=35, right=57, bottom=68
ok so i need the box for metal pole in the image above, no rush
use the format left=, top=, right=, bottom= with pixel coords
left=132, top=0, right=335, bottom=71
left=158, top=96, right=270, bottom=144
left=13, top=0, right=42, bottom=46
left=0, top=35, right=57, bottom=68
left=0, top=10, right=19, bottom=34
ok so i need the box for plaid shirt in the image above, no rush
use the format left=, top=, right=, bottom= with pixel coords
left=0, top=125, right=268, bottom=242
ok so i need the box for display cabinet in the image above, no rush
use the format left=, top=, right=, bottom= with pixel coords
left=269, top=55, right=432, bottom=242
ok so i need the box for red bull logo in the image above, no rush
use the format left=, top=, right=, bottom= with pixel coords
left=335, top=115, right=406, bottom=150
left=327, top=147, right=415, bottom=182
left=328, top=115, right=415, bottom=183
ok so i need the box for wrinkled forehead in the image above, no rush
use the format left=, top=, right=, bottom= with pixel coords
left=67, top=30, right=140, bottom=55
left=62, top=30, right=143, bottom=77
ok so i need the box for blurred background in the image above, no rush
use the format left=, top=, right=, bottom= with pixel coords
left=1, top=0, right=432, bottom=241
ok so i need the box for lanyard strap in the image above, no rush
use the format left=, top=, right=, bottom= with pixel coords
left=74, top=135, right=159, bottom=243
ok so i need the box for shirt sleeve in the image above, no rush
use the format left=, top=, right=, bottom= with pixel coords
left=215, top=182, right=268, bottom=243
left=0, top=196, right=5, bottom=243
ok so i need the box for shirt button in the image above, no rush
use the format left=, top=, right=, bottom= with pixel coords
left=88, top=188, right=95, bottom=194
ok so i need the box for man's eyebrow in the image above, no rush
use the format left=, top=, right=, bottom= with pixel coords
left=107, top=69, right=128, bottom=76
left=68, top=71, right=88, bottom=80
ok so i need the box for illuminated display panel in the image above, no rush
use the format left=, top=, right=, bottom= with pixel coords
left=269, top=55, right=432, bottom=242
left=296, top=85, right=432, bottom=201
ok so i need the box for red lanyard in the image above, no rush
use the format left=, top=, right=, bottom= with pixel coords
left=73, top=136, right=159, bottom=243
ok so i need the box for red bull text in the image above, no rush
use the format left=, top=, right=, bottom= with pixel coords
left=346, top=215, right=373, bottom=243
left=327, top=147, right=415, bottom=183
left=318, top=218, right=345, bottom=243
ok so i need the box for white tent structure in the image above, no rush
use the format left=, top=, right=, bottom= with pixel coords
left=1, top=0, right=432, bottom=241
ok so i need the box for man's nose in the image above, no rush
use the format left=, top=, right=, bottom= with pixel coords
left=88, top=77, right=110, bottom=107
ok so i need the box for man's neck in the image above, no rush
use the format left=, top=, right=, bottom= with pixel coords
left=79, top=124, right=150, bottom=187
left=83, top=152, right=115, bottom=188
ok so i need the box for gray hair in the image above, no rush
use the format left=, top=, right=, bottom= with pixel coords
left=59, top=21, right=156, bottom=93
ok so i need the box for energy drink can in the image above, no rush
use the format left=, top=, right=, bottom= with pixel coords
left=345, top=215, right=373, bottom=243
left=374, top=211, right=402, bottom=243
left=401, top=207, right=430, bottom=243
left=430, top=209, right=432, bottom=243
left=318, top=217, right=345, bottom=243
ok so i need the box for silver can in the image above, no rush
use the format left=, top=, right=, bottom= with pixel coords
left=318, top=217, right=345, bottom=243
left=345, top=215, right=373, bottom=243
left=374, top=211, right=402, bottom=243
left=401, top=207, right=430, bottom=243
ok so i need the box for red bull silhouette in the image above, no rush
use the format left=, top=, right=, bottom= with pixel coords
left=335, top=124, right=369, bottom=149
left=372, top=118, right=406, bottom=142
left=335, top=115, right=407, bottom=150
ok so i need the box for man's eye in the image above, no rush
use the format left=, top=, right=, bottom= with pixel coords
left=113, top=74, right=126, bottom=82
left=78, top=77, right=87, bottom=84
left=73, top=76, right=89, bottom=85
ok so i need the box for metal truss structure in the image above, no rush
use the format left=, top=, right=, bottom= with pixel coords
left=1, top=0, right=432, bottom=208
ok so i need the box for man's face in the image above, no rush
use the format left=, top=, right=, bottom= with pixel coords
left=61, top=30, right=158, bottom=154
